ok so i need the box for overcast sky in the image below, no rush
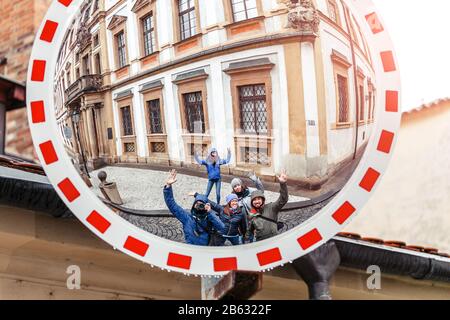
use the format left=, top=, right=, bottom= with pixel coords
left=372, top=0, right=450, bottom=111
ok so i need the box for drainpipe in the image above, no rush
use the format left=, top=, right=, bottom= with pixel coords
left=341, top=1, right=360, bottom=160
left=292, top=241, right=341, bottom=300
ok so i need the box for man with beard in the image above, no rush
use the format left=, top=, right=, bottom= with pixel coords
left=163, top=169, right=225, bottom=246
left=247, top=169, right=289, bottom=242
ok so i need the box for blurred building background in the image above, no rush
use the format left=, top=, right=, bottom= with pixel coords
left=346, top=98, right=450, bottom=253
left=0, top=0, right=52, bottom=159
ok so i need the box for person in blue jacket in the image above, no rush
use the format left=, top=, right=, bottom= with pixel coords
left=190, top=193, right=247, bottom=246
left=163, top=169, right=225, bottom=246
left=194, top=147, right=231, bottom=204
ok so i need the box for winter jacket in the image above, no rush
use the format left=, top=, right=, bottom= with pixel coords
left=247, top=182, right=288, bottom=241
left=163, top=186, right=225, bottom=246
left=233, top=174, right=264, bottom=218
left=194, top=148, right=231, bottom=180
left=210, top=201, right=247, bottom=237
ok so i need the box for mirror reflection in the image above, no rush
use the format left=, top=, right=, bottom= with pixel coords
left=54, top=0, right=378, bottom=246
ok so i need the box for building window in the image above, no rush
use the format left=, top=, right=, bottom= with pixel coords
left=93, top=34, right=99, bottom=47
left=82, top=55, right=90, bottom=75
left=124, top=142, right=136, bottom=153
left=121, top=106, right=134, bottom=136
left=183, top=91, right=205, bottom=134
left=147, top=99, right=163, bottom=134
left=75, top=68, right=80, bottom=79
left=238, top=84, right=268, bottom=134
left=188, top=143, right=208, bottom=157
left=178, top=0, right=197, bottom=40
left=66, top=71, right=71, bottom=87
left=336, top=75, right=349, bottom=123
left=116, top=31, right=127, bottom=68
left=231, top=0, right=258, bottom=22
left=327, top=0, right=340, bottom=25
left=93, top=0, right=99, bottom=12
left=359, top=85, right=365, bottom=121
left=151, top=142, right=166, bottom=153
left=241, top=146, right=269, bottom=165
left=94, top=54, right=101, bottom=74
left=142, top=14, right=156, bottom=56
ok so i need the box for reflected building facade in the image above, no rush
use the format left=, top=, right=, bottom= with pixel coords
left=54, top=0, right=377, bottom=184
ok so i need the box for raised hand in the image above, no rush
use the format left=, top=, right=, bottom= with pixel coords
left=248, top=170, right=257, bottom=181
left=205, top=203, right=212, bottom=212
left=188, top=191, right=196, bottom=197
left=166, top=169, right=178, bottom=186
left=277, top=169, right=288, bottom=183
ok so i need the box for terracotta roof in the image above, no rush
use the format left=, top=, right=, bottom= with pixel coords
left=403, top=97, right=450, bottom=115
left=337, top=232, right=450, bottom=259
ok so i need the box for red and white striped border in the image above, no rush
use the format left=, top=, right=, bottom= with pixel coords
left=26, top=0, right=401, bottom=276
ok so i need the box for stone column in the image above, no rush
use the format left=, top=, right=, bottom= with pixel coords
left=86, top=105, right=99, bottom=160
left=301, top=41, right=320, bottom=160
left=80, top=106, right=91, bottom=159
left=68, top=117, right=80, bottom=155
left=94, top=105, right=106, bottom=157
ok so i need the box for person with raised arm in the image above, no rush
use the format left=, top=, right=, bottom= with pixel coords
left=163, top=169, right=225, bottom=246
left=194, top=147, right=231, bottom=204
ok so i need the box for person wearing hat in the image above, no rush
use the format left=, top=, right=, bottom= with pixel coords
left=247, top=169, right=289, bottom=242
left=231, top=171, right=264, bottom=220
left=189, top=193, right=247, bottom=246
left=194, top=147, right=231, bottom=204
left=163, top=169, right=225, bottom=246
left=214, top=193, right=247, bottom=246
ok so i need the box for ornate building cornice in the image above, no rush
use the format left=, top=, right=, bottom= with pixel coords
left=284, top=0, right=320, bottom=36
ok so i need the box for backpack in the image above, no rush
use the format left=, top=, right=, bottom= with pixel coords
left=257, top=215, right=285, bottom=231
left=193, top=215, right=221, bottom=245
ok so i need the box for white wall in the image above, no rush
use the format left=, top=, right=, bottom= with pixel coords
left=110, top=45, right=289, bottom=174
left=320, top=18, right=376, bottom=165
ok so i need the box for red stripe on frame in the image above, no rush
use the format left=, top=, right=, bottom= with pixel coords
left=385, top=90, right=399, bottom=112
left=58, top=0, right=73, bottom=6
left=297, top=229, right=323, bottom=250
left=86, top=210, right=111, bottom=234
left=31, top=101, right=46, bottom=123
left=40, top=20, right=58, bottom=42
left=213, top=257, right=238, bottom=272
left=332, top=202, right=356, bottom=225
left=39, top=141, right=58, bottom=165
left=365, top=12, right=384, bottom=34
left=257, top=248, right=282, bottom=266
left=57, top=178, right=80, bottom=202
left=31, top=60, right=46, bottom=82
left=124, top=236, right=149, bottom=257
left=377, top=130, right=395, bottom=154
left=380, top=51, right=396, bottom=72
left=167, top=253, right=192, bottom=270
left=359, top=168, right=381, bottom=192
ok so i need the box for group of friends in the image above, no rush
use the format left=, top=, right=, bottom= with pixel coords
left=163, top=148, right=289, bottom=246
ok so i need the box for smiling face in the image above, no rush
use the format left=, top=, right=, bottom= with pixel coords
left=233, top=184, right=242, bottom=193
left=251, top=197, right=264, bottom=209
left=230, top=199, right=239, bottom=209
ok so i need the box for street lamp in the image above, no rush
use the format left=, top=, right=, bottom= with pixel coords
left=71, top=109, right=90, bottom=178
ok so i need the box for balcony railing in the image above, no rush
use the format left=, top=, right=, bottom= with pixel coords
left=65, top=74, right=102, bottom=103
